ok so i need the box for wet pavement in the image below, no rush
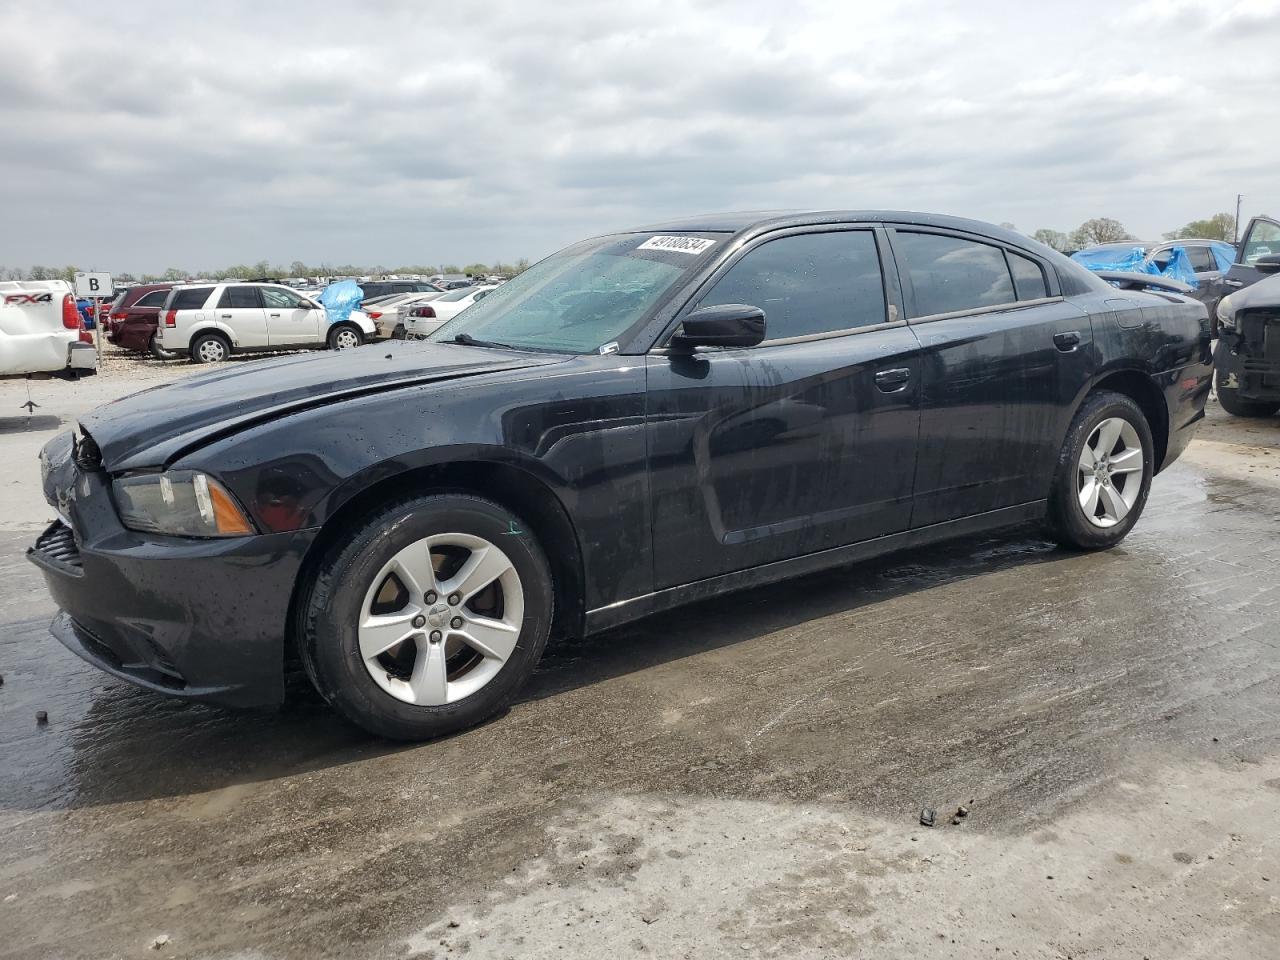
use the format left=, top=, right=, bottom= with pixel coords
left=1, top=376, right=1279, bottom=957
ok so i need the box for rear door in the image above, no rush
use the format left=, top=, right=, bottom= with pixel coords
left=646, top=226, right=923, bottom=588
left=262, top=286, right=321, bottom=345
left=889, top=227, right=1094, bottom=526
left=214, top=285, right=268, bottom=347
left=1224, top=216, right=1280, bottom=295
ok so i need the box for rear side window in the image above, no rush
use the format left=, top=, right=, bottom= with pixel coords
left=697, top=230, right=887, bottom=340
left=170, top=287, right=213, bottom=310
left=1185, top=246, right=1216, bottom=273
left=136, top=290, right=169, bottom=308
left=896, top=232, right=1015, bottom=317
left=1009, top=252, right=1049, bottom=300
left=218, top=286, right=261, bottom=309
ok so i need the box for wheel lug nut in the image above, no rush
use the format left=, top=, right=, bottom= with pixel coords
left=447, top=594, right=460, bottom=606
left=450, top=616, right=463, bottom=629
left=429, top=631, right=442, bottom=643
left=411, top=615, right=426, bottom=629
left=424, top=591, right=438, bottom=604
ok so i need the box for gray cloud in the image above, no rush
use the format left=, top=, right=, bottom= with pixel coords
left=1, top=0, right=1278, bottom=274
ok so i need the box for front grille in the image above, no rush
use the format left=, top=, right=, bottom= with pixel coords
left=32, top=521, right=83, bottom=573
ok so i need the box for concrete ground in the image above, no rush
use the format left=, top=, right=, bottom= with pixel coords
left=1, top=351, right=1279, bottom=959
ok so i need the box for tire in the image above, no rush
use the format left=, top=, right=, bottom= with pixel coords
left=1046, top=390, right=1154, bottom=550
left=1214, top=347, right=1280, bottom=418
left=149, top=334, right=178, bottom=361
left=328, top=323, right=363, bottom=351
left=298, top=493, right=554, bottom=740
left=190, top=332, right=230, bottom=364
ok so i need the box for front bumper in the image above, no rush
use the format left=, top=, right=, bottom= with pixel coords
left=27, top=447, right=317, bottom=708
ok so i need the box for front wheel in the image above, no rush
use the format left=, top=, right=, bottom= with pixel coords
left=298, top=494, right=554, bottom=740
left=327, top=323, right=363, bottom=351
left=1047, top=390, right=1154, bottom=550
left=1214, top=348, right=1280, bottom=418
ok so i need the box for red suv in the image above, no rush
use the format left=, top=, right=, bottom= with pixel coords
left=105, top=284, right=175, bottom=357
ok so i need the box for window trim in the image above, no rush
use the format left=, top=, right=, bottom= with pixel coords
left=885, top=225, right=1062, bottom=323
left=652, top=223, right=905, bottom=352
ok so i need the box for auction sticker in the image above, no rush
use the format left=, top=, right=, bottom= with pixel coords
left=636, top=235, right=717, bottom=255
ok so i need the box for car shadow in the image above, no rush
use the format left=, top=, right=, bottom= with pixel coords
left=0, top=414, right=65, bottom=434
left=3, top=525, right=1069, bottom=812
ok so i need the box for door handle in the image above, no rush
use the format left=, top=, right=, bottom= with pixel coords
left=269, top=312, right=281, bottom=317
left=874, top=367, right=912, bottom=392
left=220, top=313, right=232, bottom=319
left=1053, top=331, right=1082, bottom=352
left=1223, top=279, right=1244, bottom=288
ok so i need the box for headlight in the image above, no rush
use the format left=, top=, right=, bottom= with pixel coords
left=113, top=471, right=255, bottom=538
left=1216, top=294, right=1235, bottom=328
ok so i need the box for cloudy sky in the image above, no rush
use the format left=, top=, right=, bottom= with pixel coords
left=3, top=0, right=1279, bottom=274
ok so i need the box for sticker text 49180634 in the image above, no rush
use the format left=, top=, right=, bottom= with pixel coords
left=636, top=236, right=717, bottom=255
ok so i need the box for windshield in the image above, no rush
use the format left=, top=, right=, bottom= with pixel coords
left=427, top=233, right=720, bottom=353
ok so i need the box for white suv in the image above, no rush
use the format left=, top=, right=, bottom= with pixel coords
left=155, top=282, right=377, bottom=363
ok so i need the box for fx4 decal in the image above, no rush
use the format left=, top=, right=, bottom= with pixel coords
left=3, top=293, right=55, bottom=305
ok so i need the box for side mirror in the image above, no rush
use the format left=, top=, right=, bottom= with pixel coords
left=672, top=303, right=766, bottom=349
left=1256, top=254, right=1280, bottom=275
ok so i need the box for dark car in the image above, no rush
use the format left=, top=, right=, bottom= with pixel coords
left=105, top=283, right=175, bottom=357
left=29, top=211, right=1212, bottom=740
left=1213, top=255, right=1280, bottom=417
left=1073, top=239, right=1235, bottom=316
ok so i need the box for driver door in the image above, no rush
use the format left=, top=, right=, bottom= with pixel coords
left=262, top=286, right=321, bottom=346
left=1223, top=216, right=1280, bottom=298
left=646, top=227, right=922, bottom=590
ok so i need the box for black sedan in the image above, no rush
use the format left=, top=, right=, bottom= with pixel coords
left=29, top=211, right=1213, bottom=740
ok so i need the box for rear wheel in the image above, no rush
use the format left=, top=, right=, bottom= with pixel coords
left=299, top=494, right=553, bottom=740
left=1047, top=390, right=1153, bottom=550
left=1214, top=347, right=1280, bottom=417
left=328, top=323, right=363, bottom=350
left=190, top=332, right=230, bottom=364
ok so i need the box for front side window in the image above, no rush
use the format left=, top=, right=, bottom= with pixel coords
left=1185, top=246, right=1217, bottom=273
left=696, top=231, right=886, bottom=340
left=896, top=232, right=1016, bottom=317
left=1009, top=251, right=1049, bottom=300
left=260, top=286, right=303, bottom=309
left=428, top=233, right=718, bottom=353
left=219, top=286, right=261, bottom=309
left=1242, top=220, right=1280, bottom=264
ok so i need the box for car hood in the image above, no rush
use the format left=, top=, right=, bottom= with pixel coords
left=81, top=342, right=566, bottom=471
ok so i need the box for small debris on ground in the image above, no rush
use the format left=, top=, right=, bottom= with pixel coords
left=920, top=807, right=936, bottom=827
left=956, top=805, right=969, bottom=818
left=35, top=711, right=47, bottom=725
left=149, top=934, right=171, bottom=950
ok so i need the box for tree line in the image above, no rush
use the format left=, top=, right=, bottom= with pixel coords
left=0, top=258, right=531, bottom=285
left=1030, top=212, right=1237, bottom=252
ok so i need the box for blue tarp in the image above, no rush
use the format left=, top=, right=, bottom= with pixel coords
left=318, top=279, right=363, bottom=325
left=1207, top=240, right=1236, bottom=272
left=1071, top=245, right=1199, bottom=289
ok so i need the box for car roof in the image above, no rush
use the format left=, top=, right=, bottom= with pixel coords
left=627, top=210, right=1042, bottom=247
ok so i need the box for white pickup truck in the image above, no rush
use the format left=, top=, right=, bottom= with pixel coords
left=0, top=280, right=98, bottom=379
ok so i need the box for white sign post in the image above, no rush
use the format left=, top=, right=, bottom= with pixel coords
left=74, top=273, right=113, bottom=362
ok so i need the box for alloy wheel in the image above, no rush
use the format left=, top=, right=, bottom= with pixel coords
left=1077, top=417, right=1144, bottom=528
left=334, top=328, right=360, bottom=349
left=358, top=533, right=524, bottom=705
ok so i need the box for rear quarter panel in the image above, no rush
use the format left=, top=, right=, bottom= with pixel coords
left=1076, top=289, right=1211, bottom=469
